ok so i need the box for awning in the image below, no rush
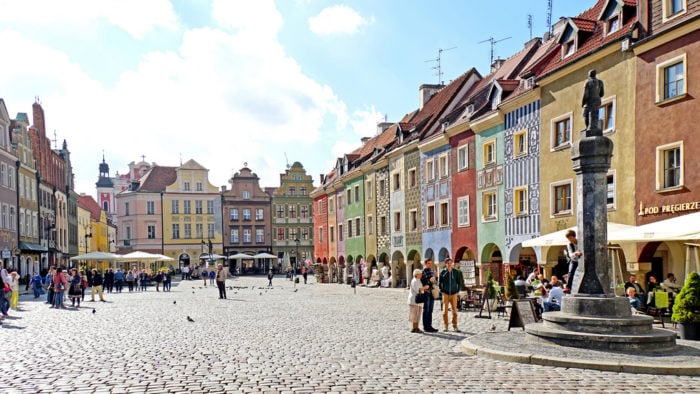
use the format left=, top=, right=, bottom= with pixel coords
left=522, top=222, right=635, bottom=247
left=609, top=212, right=700, bottom=242
left=19, top=242, right=48, bottom=253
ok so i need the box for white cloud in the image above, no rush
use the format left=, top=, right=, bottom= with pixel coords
left=0, top=2, right=379, bottom=196
left=308, top=5, right=371, bottom=36
left=0, top=0, right=178, bottom=39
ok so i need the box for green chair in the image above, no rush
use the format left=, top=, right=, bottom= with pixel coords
left=646, top=291, right=669, bottom=328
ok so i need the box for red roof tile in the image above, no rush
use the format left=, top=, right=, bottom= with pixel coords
left=137, top=166, right=178, bottom=193
left=78, top=195, right=103, bottom=221
left=570, top=17, right=597, bottom=32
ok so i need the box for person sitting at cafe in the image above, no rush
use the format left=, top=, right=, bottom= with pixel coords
left=646, top=275, right=660, bottom=293
left=627, top=287, right=642, bottom=311
left=543, top=283, right=561, bottom=312
left=625, top=274, right=646, bottom=305
left=662, top=273, right=682, bottom=294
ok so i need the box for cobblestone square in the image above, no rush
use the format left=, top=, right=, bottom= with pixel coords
left=2, top=276, right=699, bottom=393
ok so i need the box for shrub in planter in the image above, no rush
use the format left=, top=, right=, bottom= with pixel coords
left=504, top=272, right=519, bottom=300
left=672, top=272, right=700, bottom=323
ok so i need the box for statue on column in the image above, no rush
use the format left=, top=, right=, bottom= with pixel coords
left=581, top=69, right=605, bottom=130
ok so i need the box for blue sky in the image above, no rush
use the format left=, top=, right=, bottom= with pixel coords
left=0, top=0, right=586, bottom=196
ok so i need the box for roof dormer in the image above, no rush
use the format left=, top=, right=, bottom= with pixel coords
left=559, top=16, right=596, bottom=59
left=599, top=0, right=624, bottom=36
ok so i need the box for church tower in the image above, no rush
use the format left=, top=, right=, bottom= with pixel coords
left=95, top=154, right=115, bottom=217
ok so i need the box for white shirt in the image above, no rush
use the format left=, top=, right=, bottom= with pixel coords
left=549, top=286, right=564, bottom=304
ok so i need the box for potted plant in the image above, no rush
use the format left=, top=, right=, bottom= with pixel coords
left=504, top=271, right=519, bottom=300
left=483, top=270, right=499, bottom=311
left=672, top=272, right=700, bottom=340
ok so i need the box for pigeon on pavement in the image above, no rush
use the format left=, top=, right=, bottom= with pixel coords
left=187, top=316, right=195, bottom=322
left=173, top=301, right=176, bottom=305
left=92, top=309, right=96, bottom=314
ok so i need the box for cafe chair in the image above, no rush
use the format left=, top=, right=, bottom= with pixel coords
left=645, top=291, right=670, bottom=328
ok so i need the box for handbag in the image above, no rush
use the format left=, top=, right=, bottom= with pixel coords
left=415, top=291, right=428, bottom=303
left=430, top=284, right=440, bottom=300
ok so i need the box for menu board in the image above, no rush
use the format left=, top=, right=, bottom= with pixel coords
left=461, top=260, right=476, bottom=286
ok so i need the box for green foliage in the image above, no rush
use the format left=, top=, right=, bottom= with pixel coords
left=504, top=271, right=518, bottom=300
left=672, top=272, right=700, bottom=323
left=485, top=270, right=497, bottom=299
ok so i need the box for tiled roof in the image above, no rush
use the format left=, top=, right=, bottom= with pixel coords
left=570, top=17, right=597, bottom=32
left=78, top=195, right=102, bottom=221
left=137, top=166, right=178, bottom=193
left=536, top=0, right=637, bottom=78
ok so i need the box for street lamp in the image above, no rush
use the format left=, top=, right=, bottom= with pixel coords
left=294, top=237, right=300, bottom=272
left=84, top=233, right=92, bottom=254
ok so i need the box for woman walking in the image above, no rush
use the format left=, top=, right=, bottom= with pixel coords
left=52, top=267, right=69, bottom=309
left=8, top=271, right=19, bottom=310
left=68, top=268, right=82, bottom=308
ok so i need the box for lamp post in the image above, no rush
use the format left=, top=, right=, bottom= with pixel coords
left=84, top=233, right=92, bottom=254
left=294, top=237, right=300, bottom=274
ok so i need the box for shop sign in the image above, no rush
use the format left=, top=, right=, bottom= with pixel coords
left=638, top=201, right=700, bottom=217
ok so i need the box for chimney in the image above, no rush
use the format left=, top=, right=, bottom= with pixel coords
left=221, top=185, right=227, bottom=192
left=320, top=174, right=325, bottom=184
left=376, top=121, right=393, bottom=134
left=361, top=137, right=371, bottom=145
left=637, top=0, right=650, bottom=37
left=419, top=84, right=443, bottom=110
left=491, top=58, right=505, bottom=73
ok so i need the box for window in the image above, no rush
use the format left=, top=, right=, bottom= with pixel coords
left=289, top=187, right=296, bottom=196
left=207, top=200, right=214, bottom=214
left=656, top=55, right=686, bottom=102
left=338, top=195, right=343, bottom=208
left=346, top=189, right=352, bottom=205
left=355, top=218, right=360, bottom=237
left=301, top=187, right=307, bottom=196
left=301, top=205, right=308, bottom=218
left=9, top=207, right=15, bottom=231
left=551, top=114, right=572, bottom=149
left=599, top=98, right=615, bottom=133
left=656, top=142, right=683, bottom=190
left=380, top=216, right=387, bottom=235
left=606, top=172, right=616, bottom=209
left=514, top=129, right=528, bottom=157
left=426, top=160, right=435, bottom=181
left=366, top=181, right=372, bottom=200
left=317, top=200, right=323, bottom=214
left=243, top=191, right=250, bottom=199
left=172, top=224, right=180, bottom=239
left=184, top=182, right=190, bottom=191
left=231, top=229, right=239, bottom=243
left=184, top=200, right=191, bottom=214
left=427, top=205, right=436, bottom=228
left=514, top=186, right=528, bottom=216
left=230, top=208, right=239, bottom=220
left=440, top=201, right=449, bottom=226
left=409, top=209, right=417, bottom=232
left=552, top=181, right=573, bottom=215
left=393, top=172, right=401, bottom=191
left=288, top=205, right=296, bottom=219
left=439, top=155, right=448, bottom=178
left=276, top=228, right=284, bottom=241
left=302, top=227, right=309, bottom=240
left=319, top=227, right=324, bottom=243
left=147, top=225, right=156, bottom=239
left=379, top=179, right=386, bottom=197
left=195, top=200, right=203, bottom=214
left=256, top=228, right=264, bottom=243
left=243, top=229, right=251, bottom=243
left=367, top=216, right=373, bottom=236
left=276, top=205, right=284, bottom=218
left=338, top=224, right=343, bottom=241
left=482, top=191, right=497, bottom=221
left=607, top=15, right=619, bottom=34
left=195, top=223, right=203, bottom=239
left=564, top=40, right=575, bottom=57
left=329, top=197, right=335, bottom=212
left=663, top=0, right=686, bottom=21
left=147, top=201, right=155, bottom=215
left=347, top=220, right=353, bottom=238
left=125, top=226, right=131, bottom=244
left=184, top=224, right=191, bottom=238
left=125, top=202, right=130, bottom=216
left=457, top=196, right=470, bottom=227
left=208, top=224, right=214, bottom=238
left=171, top=200, right=179, bottom=214
left=196, top=182, right=202, bottom=191
left=408, top=168, right=416, bottom=188
left=8, top=170, right=14, bottom=191
left=457, top=146, right=468, bottom=170
left=330, top=226, right=335, bottom=242
left=483, top=140, right=496, bottom=165
left=354, top=185, right=359, bottom=203
left=243, top=208, right=251, bottom=221
left=256, top=208, right=264, bottom=221
left=393, top=211, right=401, bottom=232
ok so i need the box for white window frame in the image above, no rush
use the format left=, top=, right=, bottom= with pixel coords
left=393, top=211, right=401, bottom=232
left=439, top=200, right=449, bottom=227
left=408, top=168, right=417, bottom=188
left=409, top=209, right=418, bottom=232
left=379, top=215, right=387, bottom=236
left=513, top=129, right=528, bottom=157
left=550, top=179, right=574, bottom=217
left=483, top=139, right=496, bottom=166
left=457, top=196, right=470, bottom=227
left=656, top=141, right=684, bottom=191
left=482, top=190, right=498, bottom=222
left=514, top=185, right=529, bottom=217
left=662, top=0, right=687, bottom=22
left=656, top=53, right=687, bottom=103
left=550, top=112, right=573, bottom=150
left=439, top=154, right=449, bottom=178
left=392, top=171, right=401, bottom=191
left=366, top=181, right=372, bottom=200
left=599, top=96, right=616, bottom=134
left=426, top=159, right=435, bottom=181
left=457, top=145, right=469, bottom=171
left=426, top=204, right=436, bottom=229
left=367, top=215, right=373, bottom=236
left=606, top=170, right=616, bottom=211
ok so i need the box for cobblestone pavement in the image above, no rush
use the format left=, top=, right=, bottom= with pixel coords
left=2, top=276, right=700, bottom=393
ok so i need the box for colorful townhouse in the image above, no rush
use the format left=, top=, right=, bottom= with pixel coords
left=631, top=0, right=699, bottom=282
left=535, top=0, right=640, bottom=277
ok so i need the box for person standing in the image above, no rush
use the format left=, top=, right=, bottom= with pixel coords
left=8, top=271, right=20, bottom=310
left=125, top=270, right=134, bottom=292
left=564, top=230, right=582, bottom=293
left=215, top=264, right=227, bottom=299
left=45, top=267, right=56, bottom=305
left=164, top=271, right=172, bottom=291
left=31, top=271, right=44, bottom=299
left=202, top=269, right=208, bottom=287
left=408, top=269, right=430, bottom=333
left=52, top=267, right=69, bottom=309
left=90, top=269, right=105, bottom=302
left=267, top=269, right=274, bottom=287
left=114, top=269, right=125, bottom=293
left=439, top=259, right=464, bottom=332
left=208, top=269, right=215, bottom=286
left=68, top=268, right=82, bottom=308
left=104, top=269, right=115, bottom=293
left=420, top=259, right=438, bottom=332
left=302, top=266, right=308, bottom=285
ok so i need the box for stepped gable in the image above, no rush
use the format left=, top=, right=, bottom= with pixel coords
left=536, top=0, right=638, bottom=79
left=135, top=166, right=178, bottom=193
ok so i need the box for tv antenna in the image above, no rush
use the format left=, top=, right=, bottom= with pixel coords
left=284, top=152, right=290, bottom=169
left=546, top=0, right=553, bottom=35
left=424, top=47, right=456, bottom=85
left=478, top=36, right=512, bottom=66
left=528, top=14, right=533, bottom=40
